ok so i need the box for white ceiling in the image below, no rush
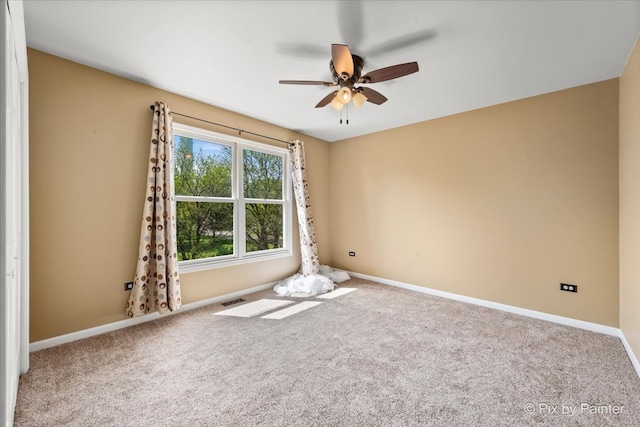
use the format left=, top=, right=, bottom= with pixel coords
left=23, top=1, right=640, bottom=142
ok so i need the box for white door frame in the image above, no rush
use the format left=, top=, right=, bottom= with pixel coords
left=12, top=0, right=29, bottom=375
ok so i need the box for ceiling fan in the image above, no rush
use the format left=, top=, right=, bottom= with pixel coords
left=279, top=44, right=419, bottom=111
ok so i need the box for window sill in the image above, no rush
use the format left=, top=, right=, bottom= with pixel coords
left=178, top=249, right=293, bottom=274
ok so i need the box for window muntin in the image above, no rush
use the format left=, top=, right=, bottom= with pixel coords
left=172, top=123, right=291, bottom=271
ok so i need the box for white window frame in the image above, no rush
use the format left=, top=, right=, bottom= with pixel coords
left=173, top=122, right=292, bottom=273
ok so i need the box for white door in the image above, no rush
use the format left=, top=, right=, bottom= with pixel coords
left=1, top=0, right=28, bottom=425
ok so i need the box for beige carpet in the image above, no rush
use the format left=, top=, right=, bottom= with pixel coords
left=14, top=279, right=640, bottom=426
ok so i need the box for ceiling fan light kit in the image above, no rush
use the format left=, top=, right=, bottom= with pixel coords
left=279, top=43, right=419, bottom=122
left=330, top=96, right=345, bottom=112
left=337, top=86, right=352, bottom=104
left=352, top=92, right=367, bottom=108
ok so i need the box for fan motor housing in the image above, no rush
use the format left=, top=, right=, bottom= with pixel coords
left=330, top=54, right=364, bottom=84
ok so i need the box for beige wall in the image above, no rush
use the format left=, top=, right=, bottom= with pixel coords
left=620, top=37, right=640, bottom=357
left=29, top=45, right=626, bottom=341
left=28, top=49, right=331, bottom=341
left=330, top=79, right=620, bottom=326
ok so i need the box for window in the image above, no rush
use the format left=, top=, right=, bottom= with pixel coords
left=173, top=123, right=291, bottom=272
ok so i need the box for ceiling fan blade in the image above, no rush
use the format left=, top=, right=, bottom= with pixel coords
left=315, top=91, right=338, bottom=108
left=360, top=87, right=388, bottom=105
left=279, top=80, right=336, bottom=86
left=331, top=44, right=354, bottom=80
left=367, top=30, right=437, bottom=57
left=337, top=1, right=364, bottom=49
left=275, top=42, right=327, bottom=58
left=359, top=62, right=419, bottom=84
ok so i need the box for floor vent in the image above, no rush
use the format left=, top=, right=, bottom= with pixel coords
left=221, top=298, right=246, bottom=307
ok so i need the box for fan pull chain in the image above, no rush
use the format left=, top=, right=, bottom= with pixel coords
left=338, top=104, right=350, bottom=125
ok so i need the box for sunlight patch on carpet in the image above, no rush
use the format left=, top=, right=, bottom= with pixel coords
left=290, top=292, right=314, bottom=298
left=316, top=288, right=357, bottom=299
left=214, top=299, right=294, bottom=318
left=262, top=301, right=323, bottom=320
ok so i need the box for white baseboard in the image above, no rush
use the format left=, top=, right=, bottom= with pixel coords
left=348, top=271, right=620, bottom=336
left=619, top=331, right=640, bottom=379
left=29, top=281, right=276, bottom=352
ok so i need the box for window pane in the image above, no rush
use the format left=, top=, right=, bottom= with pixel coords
left=243, top=149, right=283, bottom=199
left=245, top=203, right=283, bottom=252
left=176, top=201, right=234, bottom=261
left=174, top=136, right=232, bottom=197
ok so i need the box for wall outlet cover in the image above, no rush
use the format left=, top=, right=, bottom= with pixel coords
left=560, top=283, right=578, bottom=293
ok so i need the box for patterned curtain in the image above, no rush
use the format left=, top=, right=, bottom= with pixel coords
left=290, top=140, right=320, bottom=276
left=125, top=102, right=181, bottom=317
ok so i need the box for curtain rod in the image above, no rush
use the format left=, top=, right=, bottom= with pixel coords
left=149, top=105, right=292, bottom=146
